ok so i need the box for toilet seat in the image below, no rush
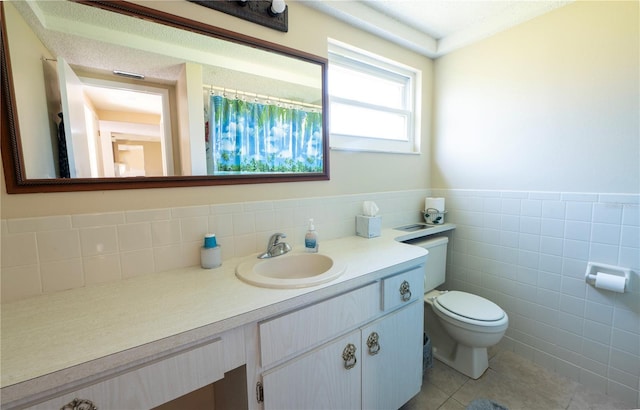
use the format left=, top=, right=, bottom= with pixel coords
left=433, top=291, right=507, bottom=327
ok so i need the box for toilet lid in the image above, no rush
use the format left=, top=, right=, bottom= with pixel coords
left=436, top=291, right=504, bottom=321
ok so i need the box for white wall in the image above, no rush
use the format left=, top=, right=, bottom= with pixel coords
left=4, top=3, right=57, bottom=179
left=432, top=2, right=639, bottom=406
left=432, top=1, right=639, bottom=194
left=176, top=62, right=207, bottom=176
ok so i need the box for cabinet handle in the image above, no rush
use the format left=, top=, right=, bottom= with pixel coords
left=61, top=398, right=97, bottom=410
left=399, top=280, right=412, bottom=302
left=366, top=332, right=380, bottom=355
left=342, top=343, right=357, bottom=369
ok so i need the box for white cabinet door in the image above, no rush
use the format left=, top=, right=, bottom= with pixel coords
left=361, top=301, right=423, bottom=410
left=262, top=330, right=362, bottom=410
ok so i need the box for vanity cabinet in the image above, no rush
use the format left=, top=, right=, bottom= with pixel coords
left=21, top=325, right=249, bottom=410
left=1, top=234, right=430, bottom=410
left=26, top=338, right=224, bottom=410
left=258, top=266, right=424, bottom=410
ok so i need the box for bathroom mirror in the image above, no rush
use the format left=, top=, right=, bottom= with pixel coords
left=1, top=0, right=328, bottom=193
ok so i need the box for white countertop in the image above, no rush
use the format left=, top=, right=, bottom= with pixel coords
left=0, top=224, right=454, bottom=405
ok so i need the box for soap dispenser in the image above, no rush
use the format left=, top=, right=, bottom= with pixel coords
left=305, top=219, right=318, bottom=253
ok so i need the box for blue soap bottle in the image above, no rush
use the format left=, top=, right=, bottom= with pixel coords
left=304, top=219, right=318, bottom=253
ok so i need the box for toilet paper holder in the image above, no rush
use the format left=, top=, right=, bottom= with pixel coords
left=584, top=262, right=630, bottom=292
left=423, top=208, right=447, bottom=225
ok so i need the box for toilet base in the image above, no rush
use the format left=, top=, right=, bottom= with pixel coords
left=424, top=299, right=491, bottom=379
left=433, top=343, right=488, bottom=379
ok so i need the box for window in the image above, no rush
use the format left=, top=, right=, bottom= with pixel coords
left=328, top=39, right=421, bottom=153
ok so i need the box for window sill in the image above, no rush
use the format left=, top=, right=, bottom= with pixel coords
left=330, top=146, right=421, bottom=155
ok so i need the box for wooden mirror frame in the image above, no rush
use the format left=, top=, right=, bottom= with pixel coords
left=1, top=1, right=329, bottom=193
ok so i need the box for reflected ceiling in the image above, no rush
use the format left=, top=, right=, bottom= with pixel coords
left=12, top=0, right=320, bottom=103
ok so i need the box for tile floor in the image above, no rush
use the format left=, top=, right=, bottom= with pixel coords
left=401, top=349, right=635, bottom=410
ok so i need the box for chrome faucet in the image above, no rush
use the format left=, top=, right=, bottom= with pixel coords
left=258, top=233, right=292, bottom=259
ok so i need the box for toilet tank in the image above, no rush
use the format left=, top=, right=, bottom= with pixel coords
left=411, top=236, right=448, bottom=293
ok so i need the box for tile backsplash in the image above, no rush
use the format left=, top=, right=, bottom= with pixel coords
left=1, top=190, right=428, bottom=302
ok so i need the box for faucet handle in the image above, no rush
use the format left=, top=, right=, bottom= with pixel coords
left=270, top=232, right=287, bottom=245
left=258, top=233, right=291, bottom=259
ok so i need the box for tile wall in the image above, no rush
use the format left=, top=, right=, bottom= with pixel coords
left=0, top=189, right=429, bottom=303
left=437, top=189, right=640, bottom=407
left=2, top=187, right=638, bottom=406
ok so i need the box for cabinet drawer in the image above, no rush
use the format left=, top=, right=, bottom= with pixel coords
left=259, top=282, right=380, bottom=368
left=381, top=266, right=424, bottom=311
left=27, top=338, right=225, bottom=410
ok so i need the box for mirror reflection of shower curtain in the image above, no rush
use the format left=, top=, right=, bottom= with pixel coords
left=207, top=94, right=323, bottom=175
left=57, top=112, right=70, bottom=178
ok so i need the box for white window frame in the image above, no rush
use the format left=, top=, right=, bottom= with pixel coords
left=328, top=39, right=421, bottom=154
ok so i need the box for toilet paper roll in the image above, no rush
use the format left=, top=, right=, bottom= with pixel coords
left=425, top=197, right=445, bottom=212
left=594, top=272, right=626, bottom=293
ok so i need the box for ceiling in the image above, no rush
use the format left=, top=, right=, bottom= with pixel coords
left=306, top=0, right=573, bottom=58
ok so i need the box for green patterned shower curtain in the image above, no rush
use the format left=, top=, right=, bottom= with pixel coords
left=206, top=94, right=323, bottom=175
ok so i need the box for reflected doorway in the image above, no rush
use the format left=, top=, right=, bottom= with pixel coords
left=57, top=60, right=175, bottom=178
left=80, top=78, right=174, bottom=177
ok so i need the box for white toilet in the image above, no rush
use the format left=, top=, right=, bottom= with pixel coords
left=416, top=236, right=508, bottom=379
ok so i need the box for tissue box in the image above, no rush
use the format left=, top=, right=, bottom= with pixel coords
left=356, top=215, right=381, bottom=238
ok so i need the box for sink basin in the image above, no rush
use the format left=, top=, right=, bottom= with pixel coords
left=236, top=253, right=346, bottom=289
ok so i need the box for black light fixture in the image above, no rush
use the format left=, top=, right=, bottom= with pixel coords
left=189, top=0, right=288, bottom=32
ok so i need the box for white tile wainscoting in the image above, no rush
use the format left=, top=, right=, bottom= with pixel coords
left=2, top=188, right=638, bottom=407
left=1, top=190, right=429, bottom=302
left=436, top=189, right=640, bottom=408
